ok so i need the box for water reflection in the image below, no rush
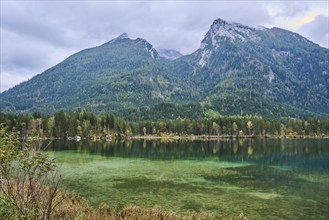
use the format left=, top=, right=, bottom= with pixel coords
left=46, top=138, right=329, bottom=171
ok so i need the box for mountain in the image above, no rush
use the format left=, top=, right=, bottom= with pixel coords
left=158, top=49, right=183, bottom=60
left=1, top=18, right=328, bottom=119
left=187, top=18, right=329, bottom=118
left=0, top=34, right=196, bottom=114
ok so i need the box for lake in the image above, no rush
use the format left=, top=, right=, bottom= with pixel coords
left=46, top=138, right=329, bottom=219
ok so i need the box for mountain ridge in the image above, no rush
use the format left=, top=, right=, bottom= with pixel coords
left=1, top=18, right=328, bottom=119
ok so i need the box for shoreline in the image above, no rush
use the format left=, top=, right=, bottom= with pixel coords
left=24, top=134, right=329, bottom=142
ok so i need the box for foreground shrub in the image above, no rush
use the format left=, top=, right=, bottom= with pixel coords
left=0, top=127, right=63, bottom=219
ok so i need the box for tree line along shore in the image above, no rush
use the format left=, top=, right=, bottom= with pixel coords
left=1, top=111, right=328, bottom=140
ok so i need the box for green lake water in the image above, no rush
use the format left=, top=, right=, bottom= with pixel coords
left=46, top=138, right=329, bottom=219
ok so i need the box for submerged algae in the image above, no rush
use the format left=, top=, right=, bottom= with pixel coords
left=49, top=139, right=329, bottom=219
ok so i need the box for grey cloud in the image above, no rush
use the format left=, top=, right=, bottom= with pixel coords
left=1, top=1, right=273, bottom=55
left=2, top=2, right=74, bottom=48
left=1, top=28, right=71, bottom=74
left=298, top=15, right=329, bottom=48
left=277, top=1, right=310, bottom=17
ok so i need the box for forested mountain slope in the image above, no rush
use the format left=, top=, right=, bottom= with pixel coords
left=1, top=19, right=328, bottom=119
left=188, top=19, right=328, bottom=118
left=1, top=34, right=197, bottom=113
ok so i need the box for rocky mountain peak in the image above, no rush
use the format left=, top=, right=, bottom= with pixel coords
left=117, top=33, right=129, bottom=40
left=202, top=18, right=258, bottom=48
left=107, top=33, right=131, bottom=44
left=106, top=34, right=158, bottom=59
left=197, top=18, right=260, bottom=67
left=212, top=18, right=228, bottom=26
left=136, top=38, right=159, bottom=59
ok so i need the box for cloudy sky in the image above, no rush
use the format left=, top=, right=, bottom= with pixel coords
left=1, top=1, right=328, bottom=92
